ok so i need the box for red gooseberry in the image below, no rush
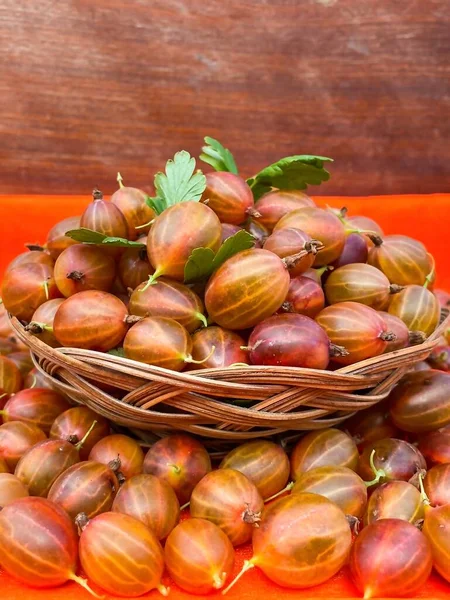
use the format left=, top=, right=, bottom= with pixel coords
left=331, top=232, right=368, bottom=267
left=188, top=326, right=249, bottom=369
left=143, top=433, right=211, bottom=505
left=358, top=438, right=426, bottom=488
left=422, top=503, right=450, bottom=583
left=388, top=284, right=440, bottom=337
left=0, top=338, right=15, bottom=356
left=368, top=234, right=433, bottom=286
left=1, top=262, right=61, bottom=321
left=202, top=171, right=256, bottom=225
left=46, top=215, right=81, bottom=259
left=23, top=367, right=53, bottom=390
left=112, top=473, right=180, bottom=540
left=0, top=355, right=23, bottom=394
left=89, top=433, right=144, bottom=478
left=290, top=428, right=359, bottom=479
left=363, top=480, right=424, bottom=525
left=53, top=290, right=129, bottom=351
left=111, top=174, right=155, bottom=239
left=292, top=466, right=367, bottom=519
left=129, top=277, right=207, bottom=332
left=418, top=425, right=450, bottom=465
left=0, top=472, right=29, bottom=505
left=345, top=401, right=400, bottom=448
left=263, top=228, right=321, bottom=276
left=219, top=440, right=290, bottom=500
left=281, top=275, right=325, bottom=318
left=205, top=249, right=290, bottom=330
left=350, top=519, right=432, bottom=599
left=424, top=464, right=450, bottom=506
left=254, top=190, right=315, bottom=231
left=147, top=201, right=222, bottom=281
left=223, top=493, right=352, bottom=593
left=0, top=388, right=70, bottom=432
left=427, top=345, right=450, bottom=371
left=0, top=421, right=47, bottom=471
left=345, top=214, right=384, bottom=247
left=389, top=370, right=450, bottom=433
left=6, top=249, right=54, bottom=273
left=80, top=188, right=129, bottom=239
left=246, top=313, right=337, bottom=369
left=50, top=406, right=110, bottom=460
left=76, top=511, right=167, bottom=597
left=274, top=206, right=346, bottom=266
left=378, top=310, right=426, bottom=352
left=165, top=518, right=235, bottom=594
left=190, top=468, right=264, bottom=546
left=54, top=244, right=116, bottom=297
left=5, top=351, right=33, bottom=377
left=48, top=460, right=119, bottom=520
left=25, top=297, right=64, bottom=347
left=0, top=497, right=97, bottom=594
left=118, top=246, right=154, bottom=290
left=316, top=301, right=396, bottom=365
left=221, top=223, right=242, bottom=242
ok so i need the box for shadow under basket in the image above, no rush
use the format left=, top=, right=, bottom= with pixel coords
left=10, top=315, right=450, bottom=453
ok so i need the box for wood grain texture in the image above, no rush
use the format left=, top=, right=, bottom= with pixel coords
left=0, top=0, right=449, bottom=195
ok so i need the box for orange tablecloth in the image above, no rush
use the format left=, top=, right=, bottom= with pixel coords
left=0, top=194, right=449, bottom=599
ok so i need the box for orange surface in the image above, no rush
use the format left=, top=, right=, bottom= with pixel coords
left=0, top=194, right=450, bottom=600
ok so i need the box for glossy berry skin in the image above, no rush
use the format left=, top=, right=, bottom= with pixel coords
left=0, top=421, right=47, bottom=471
left=0, top=457, right=9, bottom=473
left=80, top=190, right=129, bottom=239
left=143, top=434, right=211, bottom=505
left=364, top=481, right=424, bottom=525
left=368, top=234, right=432, bottom=286
left=147, top=201, right=222, bottom=280
left=389, top=370, right=450, bottom=433
left=221, top=223, right=242, bottom=242
left=346, top=214, right=384, bottom=242
left=247, top=313, right=332, bottom=369
left=6, top=351, right=33, bottom=377
left=254, top=190, right=315, bottom=231
left=78, top=511, right=165, bottom=597
left=124, top=316, right=192, bottom=371
left=111, top=184, right=155, bottom=239
left=46, top=216, right=81, bottom=259
left=292, top=466, right=367, bottom=518
left=118, top=247, right=154, bottom=290
left=189, top=326, right=248, bottom=369
left=345, top=402, right=399, bottom=448
left=202, top=172, right=255, bottom=225
left=112, top=473, right=180, bottom=540
left=0, top=497, right=80, bottom=588
left=190, top=468, right=264, bottom=546
left=23, top=367, right=53, bottom=390
left=1, top=388, right=70, bottom=432
left=324, top=263, right=400, bottom=308
left=53, top=290, right=128, bottom=351
left=418, top=425, right=450, bottom=465
left=358, top=438, right=426, bottom=486
left=423, top=504, right=450, bottom=583
left=427, top=345, right=450, bottom=371
left=245, top=219, right=269, bottom=247
left=316, top=302, right=393, bottom=365
left=6, top=250, right=54, bottom=274
left=49, top=406, right=110, bottom=460
left=388, top=285, right=440, bottom=337
left=48, top=460, right=119, bottom=520
left=28, top=298, right=64, bottom=347
left=263, top=228, right=316, bottom=276
left=274, top=207, right=346, bottom=266
left=89, top=433, right=144, bottom=479
left=350, top=519, right=432, bottom=599
left=252, top=493, right=351, bottom=588
left=129, top=278, right=206, bottom=333
left=165, top=518, right=235, bottom=594
left=205, top=249, right=290, bottom=330
left=219, top=440, right=290, bottom=500
left=424, top=464, right=450, bottom=506
left=378, top=310, right=420, bottom=352
left=281, top=275, right=325, bottom=318
left=1, top=263, right=61, bottom=321
left=0, top=473, right=29, bottom=505
left=0, top=355, right=23, bottom=394
left=14, top=439, right=80, bottom=497
left=54, top=244, right=116, bottom=297
left=290, top=429, right=359, bottom=479
left=331, top=232, right=368, bottom=267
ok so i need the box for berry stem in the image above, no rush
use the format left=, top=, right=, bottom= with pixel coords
left=74, top=420, right=98, bottom=451
left=222, top=559, right=256, bottom=595
left=213, top=572, right=227, bottom=590
left=409, top=330, right=426, bottom=345
left=417, top=471, right=432, bottom=512
left=185, top=345, right=216, bottom=365
left=246, top=207, right=262, bottom=219
left=379, top=330, right=397, bottom=342
left=157, top=584, right=170, bottom=597
left=264, top=481, right=294, bottom=503
left=364, top=449, right=386, bottom=488
left=180, top=501, right=190, bottom=511
left=196, top=312, right=208, bottom=329
left=42, top=280, right=49, bottom=301
left=135, top=219, right=155, bottom=230
left=117, top=172, right=124, bottom=189
left=69, top=573, right=104, bottom=599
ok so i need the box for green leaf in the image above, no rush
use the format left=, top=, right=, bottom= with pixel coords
left=108, top=348, right=126, bottom=357
left=152, top=150, right=206, bottom=214
left=146, top=195, right=166, bottom=215
left=247, top=155, right=333, bottom=200
left=184, top=230, right=255, bottom=283
left=200, top=136, right=238, bottom=174
left=65, top=228, right=145, bottom=248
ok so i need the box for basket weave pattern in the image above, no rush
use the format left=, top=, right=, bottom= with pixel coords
left=10, top=315, right=449, bottom=445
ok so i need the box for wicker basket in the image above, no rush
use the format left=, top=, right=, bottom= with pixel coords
left=10, top=314, right=449, bottom=451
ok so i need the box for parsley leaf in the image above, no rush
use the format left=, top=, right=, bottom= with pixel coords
left=65, top=228, right=145, bottom=248
left=200, top=137, right=238, bottom=174
left=146, top=150, right=206, bottom=215
left=247, top=155, right=333, bottom=200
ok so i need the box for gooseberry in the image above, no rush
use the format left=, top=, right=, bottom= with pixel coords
left=54, top=244, right=116, bottom=297
left=364, top=480, right=424, bottom=525
left=388, top=284, right=440, bottom=337
left=189, top=326, right=248, bottom=369
left=46, top=215, right=81, bottom=259
left=89, top=433, right=144, bottom=478
left=254, top=190, right=315, bottom=231
left=111, top=174, right=155, bottom=239
left=202, top=171, right=256, bottom=225
left=280, top=275, right=325, bottom=318
left=0, top=421, right=47, bottom=471
left=25, top=298, right=64, bottom=347
left=49, top=406, right=110, bottom=460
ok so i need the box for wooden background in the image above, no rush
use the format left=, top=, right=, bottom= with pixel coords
left=1, top=0, right=449, bottom=196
